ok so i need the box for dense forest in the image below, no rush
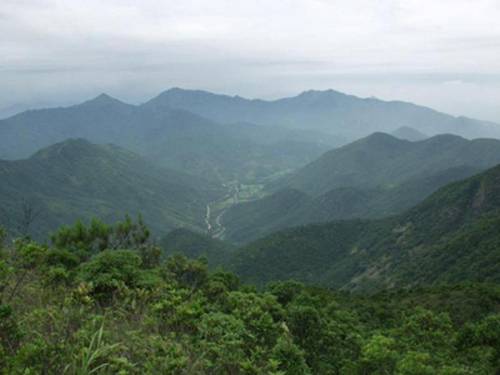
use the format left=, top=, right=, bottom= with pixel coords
left=1, top=218, right=500, bottom=374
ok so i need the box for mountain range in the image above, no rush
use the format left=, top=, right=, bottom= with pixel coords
left=0, top=92, right=338, bottom=183
left=144, top=87, right=500, bottom=139
left=3, top=86, right=500, bottom=287
left=223, top=132, right=500, bottom=243
left=2, top=87, right=500, bottom=185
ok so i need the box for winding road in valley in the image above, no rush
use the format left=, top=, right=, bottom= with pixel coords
left=205, top=183, right=240, bottom=240
left=204, top=204, right=212, bottom=232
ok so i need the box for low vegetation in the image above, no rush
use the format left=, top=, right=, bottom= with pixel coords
left=1, top=219, right=500, bottom=374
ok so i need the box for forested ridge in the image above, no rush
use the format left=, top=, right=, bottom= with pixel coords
left=229, top=163, right=500, bottom=290
left=224, top=132, right=500, bottom=244
left=2, top=218, right=500, bottom=374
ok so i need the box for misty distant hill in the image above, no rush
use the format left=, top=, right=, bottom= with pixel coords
left=0, top=139, right=221, bottom=239
left=144, top=87, right=500, bottom=139
left=3, top=88, right=499, bottom=184
left=0, top=93, right=334, bottom=183
left=273, top=132, right=500, bottom=196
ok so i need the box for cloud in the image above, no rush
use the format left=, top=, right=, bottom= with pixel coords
left=443, top=80, right=464, bottom=86
left=1, top=0, right=500, bottom=121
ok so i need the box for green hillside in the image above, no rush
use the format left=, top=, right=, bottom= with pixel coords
left=0, top=139, right=221, bottom=239
left=272, top=132, right=500, bottom=196
left=224, top=166, right=479, bottom=244
left=224, top=131, right=500, bottom=244
left=230, top=163, right=500, bottom=290
left=160, top=228, right=235, bottom=267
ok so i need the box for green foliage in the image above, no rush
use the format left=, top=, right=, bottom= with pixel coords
left=2, top=219, right=500, bottom=373
left=77, top=249, right=158, bottom=303
left=270, top=336, right=311, bottom=375
left=161, top=255, right=209, bottom=289
left=0, top=226, right=5, bottom=249
left=52, top=216, right=150, bottom=255
left=0, top=227, right=12, bottom=301
left=359, top=334, right=398, bottom=374
left=64, top=323, right=119, bottom=375
left=52, top=219, right=111, bottom=255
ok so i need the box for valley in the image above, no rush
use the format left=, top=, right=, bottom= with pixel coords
left=205, top=180, right=267, bottom=240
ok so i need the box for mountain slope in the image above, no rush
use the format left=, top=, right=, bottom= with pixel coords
left=273, top=132, right=500, bottom=196
left=229, top=163, right=500, bottom=290
left=0, top=139, right=221, bottom=239
left=222, top=132, right=500, bottom=244
left=223, top=166, right=480, bottom=244
left=160, top=228, right=235, bottom=268
left=144, top=88, right=500, bottom=139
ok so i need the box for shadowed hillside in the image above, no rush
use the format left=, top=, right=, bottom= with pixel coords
left=0, top=139, right=221, bottom=239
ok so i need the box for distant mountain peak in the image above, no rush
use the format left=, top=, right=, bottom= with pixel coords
left=162, top=87, right=187, bottom=95
left=296, top=89, right=345, bottom=98
left=30, top=138, right=99, bottom=160
left=96, top=93, right=113, bottom=100
left=362, top=131, right=403, bottom=144
left=422, top=133, right=465, bottom=143
left=79, top=93, right=127, bottom=108
left=159, top=87, right=214, bottom=97
left=392, top=126, right=428, bottom=142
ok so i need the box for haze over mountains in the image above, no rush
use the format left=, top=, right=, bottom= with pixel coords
left=2, top=88, right=500, bottom=166
left=2, top=87, right=500, bottom=242
left=144, top=88, right=500, bottom=139
left=0, top=92, right=334, bottom=183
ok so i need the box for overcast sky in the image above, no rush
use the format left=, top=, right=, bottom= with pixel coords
left=2, top=0, right=500, bottom=122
